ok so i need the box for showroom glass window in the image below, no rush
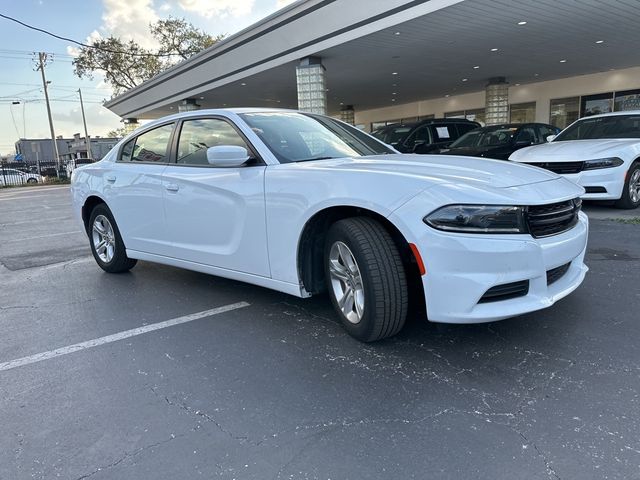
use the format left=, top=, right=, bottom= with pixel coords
left=510, top=102, right=536, bottom=123
left=120, top=123, right=174, bottom=163
left=550, top=97, right=580, bottom=129
left=176, top=118, right=249, bottom=166
left=581, top=93, right=613, bottom=117
left=614, top=89, right=640, bottom=112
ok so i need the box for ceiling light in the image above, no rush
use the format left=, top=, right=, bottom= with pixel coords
left=517, top=21, right=527, bottom=25
left=392, top=83, right=397, bottom=87
left=445, top=94, right=450, bottom=98
left=534, top=73, right=539, bottom=76
left=392, top=72, right=398, bottom=75
left=241, top=82, right=247, bottom=86
left=340, top=102, right=344, bottom=105
left=473, top=65, right=480, bottom=69
left=515, top=83, right=521, bottom=86
left=462, top=78, right=468, bottom=82
left=394, top=31, right=401, bottom=35
left=596, top=40, right=604, bottom=44
left=392, top=92, right=397, bottom=95
left=199, top=96, right=204, bottom=100
left=491, top=48, right=499, bottom=52
left=559, top=59, right=567, bottom=63
left=392, top=99, right=396, bottom=102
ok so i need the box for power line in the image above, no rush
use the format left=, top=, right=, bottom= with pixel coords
left=0, top=12, right=180, bottom=57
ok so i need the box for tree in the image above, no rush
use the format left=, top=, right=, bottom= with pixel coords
left=106, top=126, right=128, bottom=138
left=73, top=17, right=222, bottom=95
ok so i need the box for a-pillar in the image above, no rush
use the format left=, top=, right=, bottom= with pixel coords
left=296, top=57, right=327, bottom=115
left=485, top=77, right=509, bottom=125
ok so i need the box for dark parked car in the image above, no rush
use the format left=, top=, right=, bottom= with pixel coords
left=371, top=118, right=480, bottom=154
left=440, top=123, right=560, bottom=160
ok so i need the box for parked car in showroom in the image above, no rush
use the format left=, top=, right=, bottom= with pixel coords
left=371, top=118, right=480, bottom=154
left=71, top=109, right=588, bottom=342
left=0, top=168, right=43, bottom=186
left=439, top=123, right=560, bottom=160
left=510, top=111, right=640, bottom=209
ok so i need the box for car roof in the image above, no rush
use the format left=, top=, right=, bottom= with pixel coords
left=575, top=110, right=640, bottom=120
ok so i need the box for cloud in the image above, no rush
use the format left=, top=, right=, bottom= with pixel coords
left=100, top=0, right=160, bottom=48
left=276, top=0, right=297, bottom=8
left=176, top=0, right=255, bottom=18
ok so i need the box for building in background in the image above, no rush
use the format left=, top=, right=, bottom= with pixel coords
left=102, top=0, right=640, bottom=134
left=14, top=135, right=118, bottom=164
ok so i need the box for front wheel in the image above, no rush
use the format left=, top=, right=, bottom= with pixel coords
left=615, top=162, right=640, bottom=209
left=27, top=178, right=37, bottom=184
left=88, top=204, right=137, bottom=273
left=325, top=217, right=408, bottom=342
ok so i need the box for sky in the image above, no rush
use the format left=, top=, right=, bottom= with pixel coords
left=0, top=0, right=296, bottom=155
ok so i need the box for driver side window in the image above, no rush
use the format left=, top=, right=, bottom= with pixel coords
left=177, top=118, right=250, bottom=166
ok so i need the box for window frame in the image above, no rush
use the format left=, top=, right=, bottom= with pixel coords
left=116, top=121, right=177, bottom=165
left=170, top=115, right=265, bottom=168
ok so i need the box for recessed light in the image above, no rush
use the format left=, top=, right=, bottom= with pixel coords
left=340, top=102, right=344, bottom=105
left=392, top=99, right=396, bottom=102
left=473, top=65, right=480, bottom=69
left=445, top=94, right=450, bottom=98
left=595, top=40, right=604, bottom=44
left=392, top=83, right=397, bottom=87
left=241, top=82, right=247, bottom=86
left=515, top=83, right=521, bottom=86
left=392, top=92, right=397, bottom=95
left=517, top=21, right=527, bottom=25
left=534, top=73, right=539, bottom=76
left=394, top=31, right=401, bottom=35
left=559, top=59, right=567, bottom=63
left=462, top=78, right=468, bottom=82
left=491, top=48, right=499, bottom=52
left=392, top=72, right=398, bottom=75
left=199, top=96, right=204, bottom=100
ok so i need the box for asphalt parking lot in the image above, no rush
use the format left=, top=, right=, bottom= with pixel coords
left=1, top=185, right=639, bottom=480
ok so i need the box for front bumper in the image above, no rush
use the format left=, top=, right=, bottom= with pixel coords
left=390, top=209, right=589, bottom=324
left=531, top=165, right=625, bottom=200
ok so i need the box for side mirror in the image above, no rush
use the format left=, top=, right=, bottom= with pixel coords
left=206, top=145, right=250, bottom=167
left=546, top=134, right=557, bottom=143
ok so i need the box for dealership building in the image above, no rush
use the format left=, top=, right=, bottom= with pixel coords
left=105, top=0, right=640, bottom=132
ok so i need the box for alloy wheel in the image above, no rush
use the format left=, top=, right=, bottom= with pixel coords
left=630, top=168, right=640, bottom=204
left=328, top=241, right=365, bottom=324
left=92, top=215, right=116, bottom=263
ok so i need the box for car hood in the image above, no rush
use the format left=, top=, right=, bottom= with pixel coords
left=510, top=139, right=640, bottom=162
left=297, top=154, right=558, bottom=188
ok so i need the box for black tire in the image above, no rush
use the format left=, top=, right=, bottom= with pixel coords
left=88, top=204, right=137, bottom=273
left=614, top=161, right=640, bottom=209
left=27, top=178, right=37, bottom=184
left=324, top=217, right=408, bottom=342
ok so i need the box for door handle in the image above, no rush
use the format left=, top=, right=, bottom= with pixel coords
left=165, top=183, right=179, bottom=192
left=105, top=175, right=116, bottom=183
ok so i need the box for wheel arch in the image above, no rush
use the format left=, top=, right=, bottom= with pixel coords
left=296, top=205, right=426, bottom=314
left=81, top=195, right=108, bottom=234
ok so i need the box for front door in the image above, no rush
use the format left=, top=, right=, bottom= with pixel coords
left=161, top=117, right=270, bottom=277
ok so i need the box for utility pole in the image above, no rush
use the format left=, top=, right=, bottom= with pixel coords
left=78, top=88, right=92, bottom=161
left=36, top=52, right=61, bottom=175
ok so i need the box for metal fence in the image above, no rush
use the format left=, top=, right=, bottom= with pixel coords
left=0, top=159, right=94, bottom=187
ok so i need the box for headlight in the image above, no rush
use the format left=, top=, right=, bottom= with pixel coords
left=424, top=205, right=527, bottom=234
left=583, top=157, right=624, bottom=170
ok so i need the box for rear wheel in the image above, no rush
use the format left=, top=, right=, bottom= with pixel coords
left=615, top=161, right=640, bottom=209
left=88, top=204, right=137, bottom=273
left=324, top=217, right=408, bottom=342
left=27, top=178, right=37, bottom=184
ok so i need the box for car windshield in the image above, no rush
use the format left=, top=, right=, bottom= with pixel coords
left=554, top=114, right=640, bottom=141
left=240, top=112, right=394, bottom=163
left=371, top=126, right=412, bottom=145
left=449, top=127, right=517, bottom=148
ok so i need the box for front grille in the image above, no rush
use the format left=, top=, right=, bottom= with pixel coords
left=526, top=199, right=581, bottom=238
left=547, top=262, right=571, bottom=286
left=525, top=161, right=584, bottom=174
left=478, top=280, right=530, bottom=303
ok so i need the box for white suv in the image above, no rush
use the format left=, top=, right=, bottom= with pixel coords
left=510, top=111, right=640, bottom=209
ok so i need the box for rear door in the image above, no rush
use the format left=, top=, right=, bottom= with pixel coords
left=104, top=123, right=175, bottom=256
left=161, top=116, right=270, bottom=277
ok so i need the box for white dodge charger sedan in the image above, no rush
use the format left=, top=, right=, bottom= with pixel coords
left=510, top=111, right=640, bottom=209
left=71, top=109, right=588, bottom=342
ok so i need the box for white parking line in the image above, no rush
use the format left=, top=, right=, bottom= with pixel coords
left=0, top=302, right=250, bottom=373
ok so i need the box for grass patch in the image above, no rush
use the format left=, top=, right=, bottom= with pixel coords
left=614, top=217, right=640, bottom=225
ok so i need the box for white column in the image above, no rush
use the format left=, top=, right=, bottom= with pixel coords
left=296, top=57, right=327, bottom=115
left=485, top=77, right=509, bottom=125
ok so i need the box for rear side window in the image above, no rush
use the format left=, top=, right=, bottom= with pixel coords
left=456, top=123, right=479, bottom=137
left=120, top=124, right=174, bottom=163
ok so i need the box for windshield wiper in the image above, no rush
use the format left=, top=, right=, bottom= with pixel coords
left=295, top=156, right=337, bottom=163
